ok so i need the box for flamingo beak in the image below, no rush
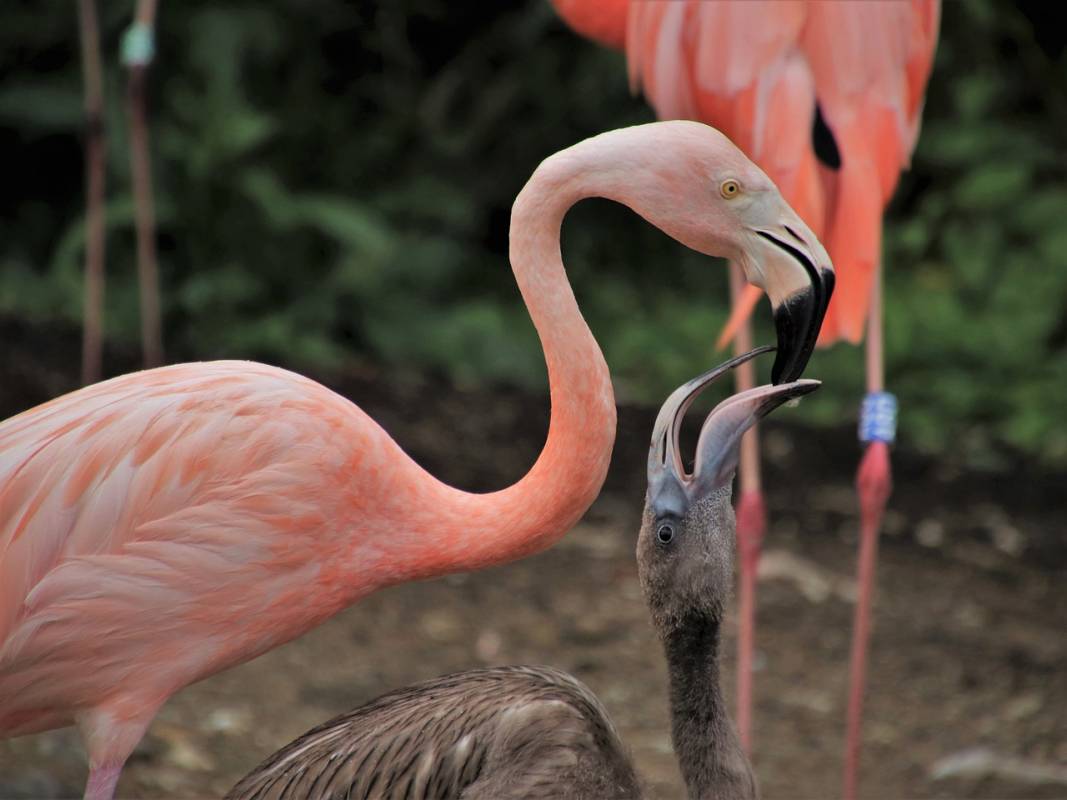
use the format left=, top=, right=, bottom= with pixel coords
left=646, top=347, right=820, bottom=516
left=689, top=378, right=821, bottom=494
left=743, top=220, right=834, bottom=384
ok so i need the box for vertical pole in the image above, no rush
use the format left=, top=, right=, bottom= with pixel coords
left=124, top=0, right=164, bottom=369
left=77, top=0, right=107, bottom=385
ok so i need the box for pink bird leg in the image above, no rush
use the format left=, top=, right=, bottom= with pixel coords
left=844, top=262, right=895, bottom=800
left=727, top=259, right=764, bottom=755
left=845, top=440, right=892, bottom=800
left=84, top=767, right=122, bottom=800
left=78, top=702, right=160, bottom=800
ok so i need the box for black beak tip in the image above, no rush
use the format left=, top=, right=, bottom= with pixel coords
left=771, top=285, right=820, bottom=385
left=772, top=266, right=834, bottom=384
left=821, top=266, right=836, bottom=299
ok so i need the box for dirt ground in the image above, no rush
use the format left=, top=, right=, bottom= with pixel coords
left=1, top=318, right=1065, bottom=799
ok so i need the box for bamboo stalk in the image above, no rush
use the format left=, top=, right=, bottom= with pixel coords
left=77, top=0, right=107, bottom=385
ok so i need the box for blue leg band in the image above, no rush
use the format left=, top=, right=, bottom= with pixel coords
left=859, top=392, right=897, bottom=444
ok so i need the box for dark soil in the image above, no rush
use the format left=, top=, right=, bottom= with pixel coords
left=1, top=317, right=1065, bottom=799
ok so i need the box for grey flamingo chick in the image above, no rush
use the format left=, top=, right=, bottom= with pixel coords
left=226, top=347, right=818, bottom=800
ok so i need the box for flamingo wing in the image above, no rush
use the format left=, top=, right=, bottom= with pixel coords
left=0, top=362, right=376, bottom=734
left=801, top=0, right=941, bottom=343
left=549, top=0, right=629, bottom=51
left=226, top=666, right=637, bottom=800
left=553, top=0, right=940, bottom=348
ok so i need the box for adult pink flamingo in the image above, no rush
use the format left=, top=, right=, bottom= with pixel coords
left=549, top=2, right=939, bottom=795
left=0, top=121, right=832, bottom=800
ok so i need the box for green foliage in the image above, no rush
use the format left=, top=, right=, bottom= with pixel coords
left=0, top=0, right=1065, bottom=465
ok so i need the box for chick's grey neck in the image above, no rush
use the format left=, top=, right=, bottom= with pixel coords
left=655, top=488, right=757, bottom=800
left=662, top=608, right=754, bottom=799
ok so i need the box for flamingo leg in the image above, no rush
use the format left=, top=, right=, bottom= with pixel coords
left=76, top=0, right=106, bottom=386
left=123, top=0, right=164, bottom=369
left=728, top=261, right=764, bottom=756
left=843, top=260, right=894, bottom=800
left=84, top=765, right=123, bottom=800
left=77, top=702, right=159, bottom=800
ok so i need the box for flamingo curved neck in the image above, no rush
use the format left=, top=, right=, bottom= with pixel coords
left=386, top=145, right=617, bottom=580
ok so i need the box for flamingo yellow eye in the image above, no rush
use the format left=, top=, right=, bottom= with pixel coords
left=720, top=179, right=741, bottom=199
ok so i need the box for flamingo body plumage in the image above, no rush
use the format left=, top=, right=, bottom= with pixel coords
left=3, top=363, right=402, bottom=731
left=1, top=120, right=832, bottom=799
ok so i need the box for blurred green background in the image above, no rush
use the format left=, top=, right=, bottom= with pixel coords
left=1, top=0, right=1065, bottom=465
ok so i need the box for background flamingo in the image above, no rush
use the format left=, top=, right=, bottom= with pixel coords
left=0, top=121, right=830, bottom=800
left=550, top=2, right=939, bottom=793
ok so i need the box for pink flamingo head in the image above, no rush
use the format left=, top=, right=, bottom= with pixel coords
left=543, top=121, right=834, bottom=382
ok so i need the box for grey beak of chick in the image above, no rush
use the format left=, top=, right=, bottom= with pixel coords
left=647, top=346, right=820, bottom=517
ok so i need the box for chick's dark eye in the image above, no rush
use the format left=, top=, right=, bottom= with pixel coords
left=656, top=523, right=675, bottom=544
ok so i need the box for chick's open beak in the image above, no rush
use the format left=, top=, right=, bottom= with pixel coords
left=647, top=347, right=821, bottom=518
